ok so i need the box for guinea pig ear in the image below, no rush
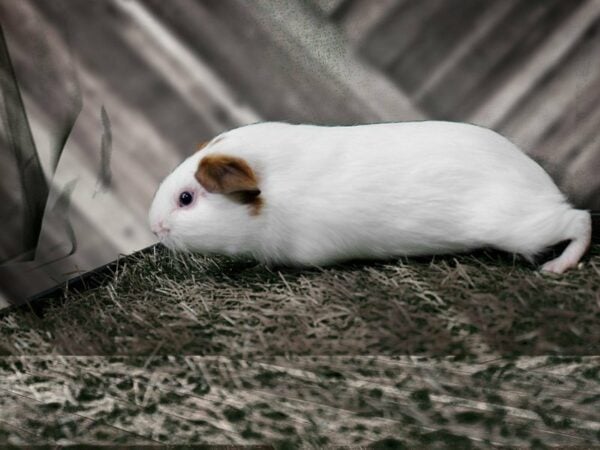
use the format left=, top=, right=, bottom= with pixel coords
left=195, top=154, right=260, bottom=200
left=196, top=141, right=209, bottom=152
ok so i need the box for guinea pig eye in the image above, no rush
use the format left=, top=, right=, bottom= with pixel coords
left=178, top=191, right=193, bottom=207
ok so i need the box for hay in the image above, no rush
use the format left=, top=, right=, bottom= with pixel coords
left=1, top=244, right=598, bottom=357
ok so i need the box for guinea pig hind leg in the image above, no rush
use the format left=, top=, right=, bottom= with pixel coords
left=540, top=210, right=592, bottom=274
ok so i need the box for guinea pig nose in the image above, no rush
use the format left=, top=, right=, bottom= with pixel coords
left=151, top=220, right=170, bottom=236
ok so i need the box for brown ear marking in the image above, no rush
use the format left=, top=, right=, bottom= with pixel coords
left=197, top=134, right=226, bottom=153
left=195, top=154, right=262, bottom=214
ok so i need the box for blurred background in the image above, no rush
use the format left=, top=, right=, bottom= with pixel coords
left=1, top=0, right=599, bottom=307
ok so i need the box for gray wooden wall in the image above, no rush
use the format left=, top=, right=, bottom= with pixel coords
left=1, top=0, right=599, bottom=306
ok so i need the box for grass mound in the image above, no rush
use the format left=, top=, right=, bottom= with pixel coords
left=1, top=244, right=598, bottom=357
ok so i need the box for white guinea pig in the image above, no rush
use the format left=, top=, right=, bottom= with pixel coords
left=148, top=121, right=591, bottom=274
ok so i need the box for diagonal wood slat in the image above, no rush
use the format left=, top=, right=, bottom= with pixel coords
left=469, top=0, right=600, bottom=128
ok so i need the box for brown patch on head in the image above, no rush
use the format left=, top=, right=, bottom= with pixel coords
left=196, top=141, right=209, bottom=152
left=195, top=154, right=263, bottom=215
left=196, top=154, right=259, bottom=195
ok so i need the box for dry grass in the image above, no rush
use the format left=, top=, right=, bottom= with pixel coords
left=1, top=355, right=599, bottom=446
left=0, top=245, right=599, bottom=446
left=1, top=243, right=599, bottom=357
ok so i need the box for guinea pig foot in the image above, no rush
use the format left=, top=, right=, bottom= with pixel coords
left=540, top=257, right=576, bottom=274
left=540, top=230, right=591, bottom=274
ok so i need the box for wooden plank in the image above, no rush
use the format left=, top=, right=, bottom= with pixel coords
left=311, top=0, right=348, bottom=17
left=469, top=0, right=600, bottom=127
left=32, top=0, right=218, bottom=151
left=388, top=0, right=488, bottom=94
left=412, top=0, right=517, bottom=102
left=420, top=0, right=570, bottom=119
left=141, top=0, right=362, bottom=124
left=561, top=133, right=600, bottom=208
left=336, top=0, right=402, bottom=45
left=500, top=16, right=600, bottom=154
left=113, top=0, right=261, bottom=129
left=358, top=0, right=446, bottom=70
left=144, top=0, right=422, bottom=123
left=250, top=0, right=424, bottom=121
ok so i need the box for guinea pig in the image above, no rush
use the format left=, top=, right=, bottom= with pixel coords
left=148, top=121, right=591, bottom=274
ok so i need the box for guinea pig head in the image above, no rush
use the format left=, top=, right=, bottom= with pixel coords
left=148, top=152, right=262, bottom=256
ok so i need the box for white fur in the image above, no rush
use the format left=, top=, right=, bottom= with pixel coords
left=148, top=121, right=591, bottom=273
